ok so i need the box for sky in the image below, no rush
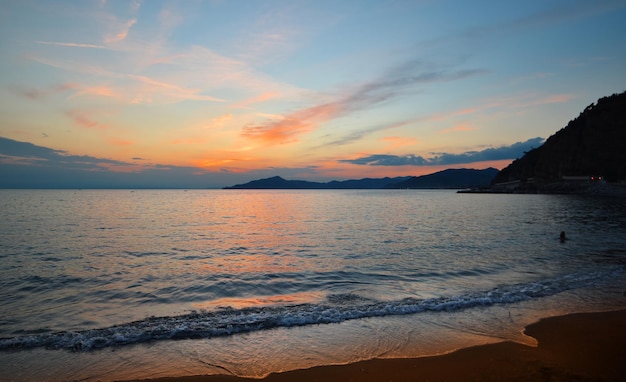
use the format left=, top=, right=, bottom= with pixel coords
left=1, top=0, right=625, bottom=188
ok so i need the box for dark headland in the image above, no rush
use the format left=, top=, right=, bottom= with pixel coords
left=483, top=90, right=626, bottom=195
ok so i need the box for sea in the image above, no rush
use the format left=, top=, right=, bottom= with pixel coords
left=0, top=189, right=625, bottom=381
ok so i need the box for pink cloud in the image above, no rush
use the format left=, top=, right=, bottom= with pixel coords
left=74, top=85, right=119, bottom=98
left=66, top=110, right=105, bottom=129
left=105, top=18, right=137, bottom=44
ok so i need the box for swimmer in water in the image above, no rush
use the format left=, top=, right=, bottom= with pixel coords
left=560, top=231, right=567, bottom=242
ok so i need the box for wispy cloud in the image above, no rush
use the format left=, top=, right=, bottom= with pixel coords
left=128, top=74, right=226, bottom=103
left=381, top=136, right=418, bottom=150
left=36, top=41, right=108, bottom=49
left=472, top=92, right=576, bottom=112
left=9, top=83, right=77, bottom=100
left=65, top=110, right=105, bottom=129
left=242, top=102, right=343, bottom=143
left=231, top=92, right=279, bottom=109
left=105, top=18, right=137, bottom=44
left=23, top=51, right=228, bottom=104
left=130, top=0, right=142, bottom=13
left=441, top=123, right=478, bottom=134
left=74, top=85, right=120, bottom=98
left=417, top=0, right=626, bottom=55
left=242, top=64, right=488, bottom=144
left=340, top=137, right=544, bottom=166
left=206, top=114, right=234, bottom=128
left=319, top=102, right=481, bottom=149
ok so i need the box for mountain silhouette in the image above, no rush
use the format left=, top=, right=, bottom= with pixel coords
left=493, top=91, right=626, bottom=192
left=224, top=169, right=497, bottom=190
left=388, top=168, right=498, bottom=189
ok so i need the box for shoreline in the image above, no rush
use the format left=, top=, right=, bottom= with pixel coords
left=119, top=308, right=626, bottom=382
left=458, top=182, right=626, bottom=198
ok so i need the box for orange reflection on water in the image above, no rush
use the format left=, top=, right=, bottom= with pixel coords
left=191, top=291, right=325, bottom=310
left=193, top=191, right=324, bottom=276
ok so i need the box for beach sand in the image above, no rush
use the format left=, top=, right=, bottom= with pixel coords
left=120, top=309, right=626, bottom=382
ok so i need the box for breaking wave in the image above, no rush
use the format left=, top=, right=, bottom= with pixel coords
left=0, top=269, right=620, bottom=352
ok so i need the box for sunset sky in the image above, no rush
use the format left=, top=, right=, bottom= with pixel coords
left=1, top=0, right=625, bottom=188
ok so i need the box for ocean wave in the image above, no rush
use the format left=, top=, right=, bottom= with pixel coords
left=0, top=269, right=620, bottom=352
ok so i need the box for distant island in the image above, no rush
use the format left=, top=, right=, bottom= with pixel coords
left=223, top=168, right=499, bottom=190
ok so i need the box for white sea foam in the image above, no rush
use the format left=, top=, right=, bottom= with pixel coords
left=1, top=268, right=620, bottom=352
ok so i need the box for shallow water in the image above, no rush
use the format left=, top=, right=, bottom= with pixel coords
left=0, top=190, right=624, bottom=381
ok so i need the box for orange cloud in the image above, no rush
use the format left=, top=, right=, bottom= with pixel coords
left=242, top=102, right=343, bottom=144
left=381, top=136, right=418, bottom=149
left=195, top=157, right=256, bottom=170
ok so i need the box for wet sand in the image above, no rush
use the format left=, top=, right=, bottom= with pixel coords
left=120, top=309, right=626, bottom=382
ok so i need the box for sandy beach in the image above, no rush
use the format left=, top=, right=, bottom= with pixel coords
left=119, top=309, right=626, bottom=382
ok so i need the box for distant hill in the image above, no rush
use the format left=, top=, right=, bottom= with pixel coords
left=493, top=91, right=626, bottom=190
left=387, top=168, right=499, bottom=189
left=223, top=169, right=498, bottom=190
left=223, top=175, right=412, bottom=189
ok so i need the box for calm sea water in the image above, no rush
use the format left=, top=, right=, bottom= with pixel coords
left=1, top=189, right=625, bottom=381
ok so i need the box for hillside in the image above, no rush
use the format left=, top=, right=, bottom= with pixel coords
left=387, top=168, right=498, bottom=189
left=493, top=91, right=626, bottom=190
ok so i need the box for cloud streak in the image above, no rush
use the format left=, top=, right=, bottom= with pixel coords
left=340, top=137, right=544, bottom=166
left=66, top=110, right=105, bottom=129
left=10, top=83, right=77, bottom=100
left=36, top=41, right=108, bottom=49
left=243, top=65, right=488, bottom=144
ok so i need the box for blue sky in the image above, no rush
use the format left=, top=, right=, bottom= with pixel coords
left=1, top=0, right=625, bottom=188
